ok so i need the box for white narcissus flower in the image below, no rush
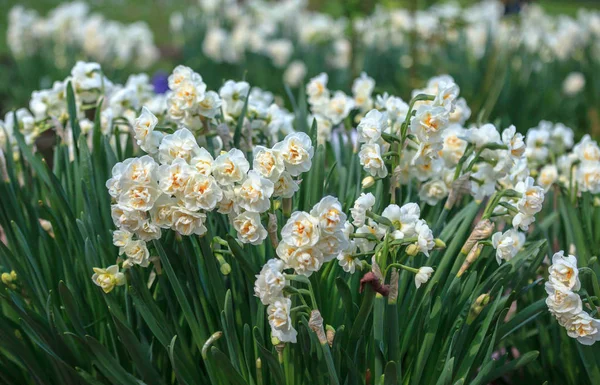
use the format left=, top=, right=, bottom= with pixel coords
left=337, top=241, right=362, bottom=274
left=254, top=259, right=286, bottom=305
left=170, top=205, right=207, bottom=236
left=123, top=240, right=150, bottom=268
left=317, top=231, right=349, bottom=261
left=234, top=211, right=267, bottom=245
left=577, top=162, right=600, bottom=194
left=158, top=128, right=201, bottom=164
left=273, top=132, right=314, bottom=176
left=357, top=109, right=386, bottom=144
left=491, top=229, right=525, bottom=264
left=548, top=251, right=581, bottom=291
left=382, top=203, right=420, bottom=240
left=350, top=193, right=376, bottom=227
left=418, top=179, right=449, bottom=206
left=359, top=143, right=388, bottom=178
left=136, top=219, right=162, bottom=242
left=236, top=171, right=274, bottom=213
left=183, top=173, right=223, bottom=211
left=212, top=148, right=250, bottom=186
left=272, top=171, right=300, bottom=198
left=564, top=311, right=600, bottom=346
left=440, top=125, right=468, bottom=167
left=112, top=229, right=132, bottom=252
left=415, top=266, right=434, bottom=288
left=537, top=164, right=558, bottom=190
left=306, top=73, right=329, bottom=106
left=197, top=90, right=222, bottom=118
left=354, top=223, right=386, bottom=253
left=190, top=147, right=214, bottom=176
left=133, top=106, right=158, bottom=144
left=253, top=146, right=285, bottom=181
left=92, top=265, right=126, bottom=293
left=513, top=177, right=545, bottom=231
left=118, top=182, right=161, bottom=212
left=219, top=80, right=250, bottom=117
left=573, top=135, right=600, bottom=163
left=120, top=155, right=159, bottom=186
left=468, top=123, right=501, bottom=149
left=415, top=220, right=435, bottom=257
left=267, top=297, right=297, bottom=343
left=545, top=282, right=582, bottom=320
left=281, top=212, right=320, bottom=248
left=502, top=125, right=526, bottom=159
left=525, top=128, right=550, bottom=163
left=310, top=196, right=346, bottom=235
left=283, top=60, right=307, bottom=87
left=111, top=204, right=147, bottom=233
left=323, top=91, right=355, bottom=125
left=410, top=105, right=449, bottom=142
left=157, top=158, right=195, bottom=196
left=285, top=246, right=324, bottom=277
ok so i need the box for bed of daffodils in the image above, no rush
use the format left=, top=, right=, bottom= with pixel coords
left=1, top=1, right=600, bottom=385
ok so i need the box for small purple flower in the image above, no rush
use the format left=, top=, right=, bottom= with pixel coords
left=152, top=71, right=169, bottom=94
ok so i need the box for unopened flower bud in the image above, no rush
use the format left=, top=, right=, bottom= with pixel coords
left=215, top=254, right=231, bottom=275
left=271, top=336, right=281, bottom=346
left=406, top=244, right=419, bottom=256
left=362, top=176, right=375, bottom=189
left=594, top=197, right=600, bottom=207
left=467, top=293, right=490, bottom=324
left=309, top=310, right=327, bottom=345
left=326, top=325, right=335, bottom=347
left=461, top=219, right=494, bottom=255
left=434, top=238, right=446, bottom=248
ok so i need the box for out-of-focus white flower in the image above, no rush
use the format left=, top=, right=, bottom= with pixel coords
left=220, top=80, right=250, bottom=117
left=574, top=135, right=600, bottom=163
left=236, top=170, right=274, bottom=213
left=273, top=132, right=314, bottom=176
left=350, top=193, right=376, bottom=227
left=267, top=297, right=297, bottom=343
left=198, top=90, right=222, bottom=118
left=549, top=251, right=581, bottom=291
left=234, top=211, right=268, bottom=245
left=491, top=229, right=525, bottom=264
left=359, top=143, right=388, bottom=178
left=283, top=60, right=307, bottom=87
left=513, top=177, right=545, bottom=231
left=254, top=259, right=286, bottom=305
left=306, top=73, right=329, bottom=106
left=563, top=72, right=585, bottom=96
left=577, top=162, right=600, bottom=194
left=418, top=179, right=449, bottom=206
left=92, top=265, right=126, bottom=293
left=468, top=123, right=501, bottom=148
left=212, top=148, right=250, bottom=186
left=357, top=109, right=387, bottom=143
left=281, top=211, right=320, bottom=247
left=537, top=164, right=558, bottom=190
left=415, top=266, right=434, bottom=288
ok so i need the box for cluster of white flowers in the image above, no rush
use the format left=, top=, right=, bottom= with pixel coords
left=545, top=251, right=600, bottom=346
left=254, top=195, right=351, bottom=342
left=107, top=125, right=313, bottom=268
left=8, top=2, right=158, bottom=69
left=522, top=121, right=600, bottom=195
left=0, top=61, right=162, bottom=161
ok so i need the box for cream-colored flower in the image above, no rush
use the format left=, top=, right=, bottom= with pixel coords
left=236, top=170, right=274, bottom=213
left=170, top=205, right=207, bottom=236
left=254, top=259, right=286, bottom=305
left=123, top=240, right=150, bottom=268
left=359, top=143, right=387, bottom=178
left=158, top=128, right=201, bottom=164
left=310, top=196, right=346, bottom=235
left=133, top=106, right=158, bottom=143
left=491, top=229, right=525, bottom=264
left=157, top=158, right=195, bottom=196
left=267, top=297, right=297, bottom=343
left=233, top=211, right=268, bottom=245
left=189, top=147, right=214, bottom=176
left=253, top=146, right=285, bottom=181
left=92, top=265, right=126, bottom=293
left=281, top=211, right=320, bottom=247
left=549, top=251, right=581, bottom=291
left=182, top=173, right=223, bottom=211
left=212, top=148, right=250, bottom=186
left=272, top=171, right=299, bottom=198
left=564, top=311, right=600, bottom=346
left=273, top=132, right=314, bottom=176
left=415, top=266, right=434, bottom=288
